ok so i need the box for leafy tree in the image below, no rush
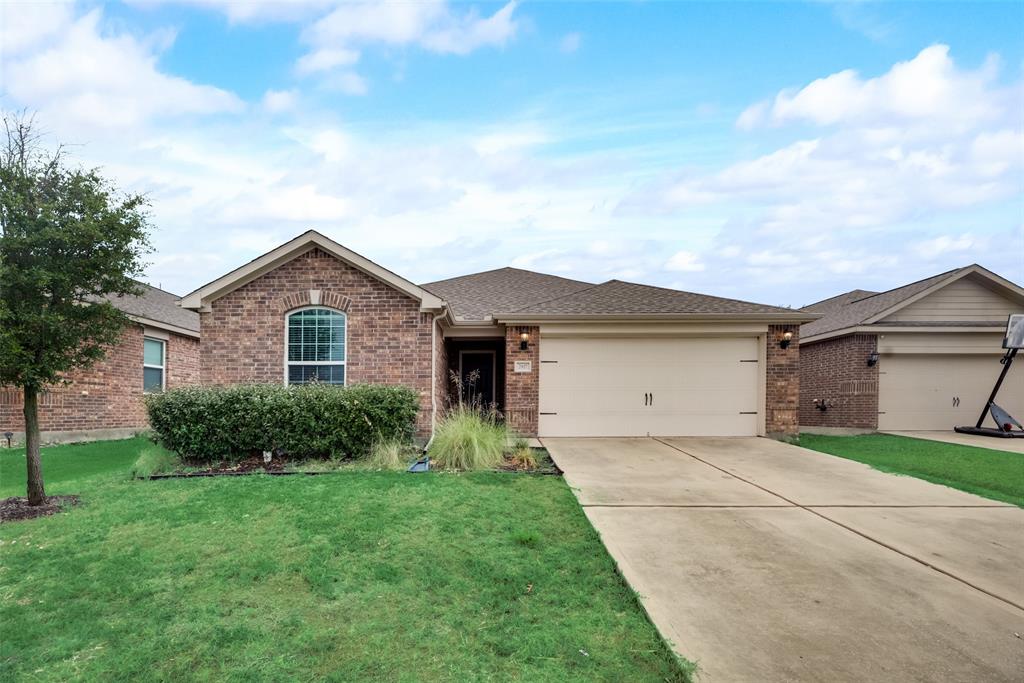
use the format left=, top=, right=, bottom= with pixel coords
left=0, top=113, right=151, bottom=505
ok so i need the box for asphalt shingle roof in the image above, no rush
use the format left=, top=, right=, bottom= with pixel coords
left=103, top=282, right=200, bottom=333
left=800, top=268, right=964, bottom=339
left=802, top=289, right=878, bottom=314
left=502, top=279, right=800, bottom=316
left=421, top=267, right=593, bottom=321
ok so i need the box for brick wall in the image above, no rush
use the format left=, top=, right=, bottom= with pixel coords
left=199, top=247, right=435, bottom=435
left=0, top=324, right=200, bottom=438
left=765, top=324, right=801, bottom=437
left=504, top=325, right=539, bottom=436
left=799, top=333, right=879, bottom=430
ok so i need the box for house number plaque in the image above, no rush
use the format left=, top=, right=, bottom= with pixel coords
left=514, top=361, right=532, bottom=373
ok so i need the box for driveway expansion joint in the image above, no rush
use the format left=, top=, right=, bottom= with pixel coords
left=651, top=437, right=1024, bottom=613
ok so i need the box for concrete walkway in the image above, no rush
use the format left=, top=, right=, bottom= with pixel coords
left=882, top=430, right=1024, bottom=454
left=544, top=437, right=1024, bottom=683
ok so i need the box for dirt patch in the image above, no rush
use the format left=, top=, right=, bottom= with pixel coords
left=0, top=495, right=80, bottom=523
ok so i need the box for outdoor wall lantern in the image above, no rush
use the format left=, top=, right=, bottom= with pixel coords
left=779, top=330, right=793, bottom=349
left=867, top=351, right=880, bottom=367
left=519, top=331, right=530, bottom=351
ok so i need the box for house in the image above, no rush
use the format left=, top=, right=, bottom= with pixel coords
left=1, top=283, right=201, bottom=443
left=180, top=230, right=815, bottom=439
left=799, top=265, right=1024, bottom=433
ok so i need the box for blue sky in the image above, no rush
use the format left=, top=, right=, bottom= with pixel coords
left=1, top=1, right=1022, bottom=307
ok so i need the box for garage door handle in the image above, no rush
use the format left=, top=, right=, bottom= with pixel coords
left=644, top=392, right=649, bottom=406
left=650, top=392, right=654, bottom=406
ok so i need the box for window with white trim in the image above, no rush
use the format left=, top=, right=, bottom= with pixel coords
left=286, top=308, right=346, bottom=385
left=143, top=337, right=166, bottom=393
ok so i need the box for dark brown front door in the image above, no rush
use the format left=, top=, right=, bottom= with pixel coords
left=460, top=350, right=496, bottom=408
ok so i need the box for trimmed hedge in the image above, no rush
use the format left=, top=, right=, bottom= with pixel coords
left=145, top=383, right=420, bottom=462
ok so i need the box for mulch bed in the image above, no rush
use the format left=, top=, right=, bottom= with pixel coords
left=184, top=453, right=288, bottom=475
left=0, top=495, right=80, bottom=523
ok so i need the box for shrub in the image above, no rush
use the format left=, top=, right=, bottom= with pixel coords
left=428, top=405, right=506, bottom=470
left=146, top=383, right=420, bottom=462
left=130, top=445, right=181, bottom=478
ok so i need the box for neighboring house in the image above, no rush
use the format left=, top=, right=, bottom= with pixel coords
left=799, top=265, right=1024, bottom=433
left=0, top=283, right=201, bottom=443
left=180, top=231, right=814, bottom=439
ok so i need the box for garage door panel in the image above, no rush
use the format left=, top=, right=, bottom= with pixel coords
left=878, top=353, right=1024, bottom=431
left=539, top=336, right=760, bottom=437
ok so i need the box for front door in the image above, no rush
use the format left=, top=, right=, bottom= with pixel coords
left=459, top=350, right=497, bottom=408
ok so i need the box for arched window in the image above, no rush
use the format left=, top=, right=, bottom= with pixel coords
left=286, top=307, right=346, bottom=385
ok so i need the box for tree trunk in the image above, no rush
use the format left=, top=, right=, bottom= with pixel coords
left=23, top=385, right=46, bottom=506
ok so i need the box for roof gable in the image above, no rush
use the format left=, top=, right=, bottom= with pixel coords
left=877, top=273, right=1023, bottom=324
left=801, top=265, right=1024, bottom=341
left=180, top=231, right=444, bottom=311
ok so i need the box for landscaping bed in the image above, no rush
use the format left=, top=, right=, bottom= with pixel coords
left=0, top=495, right=79, bottom=523
left=143, top=447, right=559, bottom=478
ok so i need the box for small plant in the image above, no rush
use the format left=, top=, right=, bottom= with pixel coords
left=510, top=445, right=537, bottom=470
left=428, top=404, right=507, bottom=470
left=367, top=438, right=415, bottom=470
left=130, top=445, right=181, bottom=478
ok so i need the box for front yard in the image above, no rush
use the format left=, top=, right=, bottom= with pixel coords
left=800, top=433, right=1024, bottom=507
left=0, top=437, right=689, bottom=682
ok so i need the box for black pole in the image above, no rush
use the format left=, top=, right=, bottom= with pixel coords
left=974, top=348, right=1017, bottom=429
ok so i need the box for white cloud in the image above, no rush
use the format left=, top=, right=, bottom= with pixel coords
left=297, top=0, right=519, bottom=83
left=294, top=47, right=360, bottom=75
left=643, top=46, right=1022, bottom=238
left=473, top=128, right=548, bottom=155
left=664, top=251, right=705, bottom=272
left=0, top=1, right=73, bottom=55
left=261, top=89, right=298, bottom=113
left=125, top=0, right=335, bottom=24
left=738, top=45, right=1005, bottom=131
left=559, top=32, right=581, bottom=54
left=914, top=234, right=982, bottom=259
left=2, top=8, right=243, bottom=131
left=327, top=71, right=369, bottom=96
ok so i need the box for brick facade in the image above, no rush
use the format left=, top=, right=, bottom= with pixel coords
left=765, top=323, right=801, bottom=438
left=0, top=324, right=200, bottom=440
left=799, top=333, right=879, bottom=430
left=199, top=248, right=436, bottom=435
left=504, top=325, right=539, bottom=436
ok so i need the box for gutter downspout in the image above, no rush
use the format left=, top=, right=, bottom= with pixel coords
left=425, top=307, right=452, bottom=453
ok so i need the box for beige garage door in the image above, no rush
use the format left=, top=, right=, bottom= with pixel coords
left=878, top=354, right=1024, bottom=431
left=538, top=336, right=760, bottom=437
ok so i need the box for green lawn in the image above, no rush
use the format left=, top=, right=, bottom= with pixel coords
left=0, top=438, right=690, bottom=682
left=800, top=433, right=1024, bottom=507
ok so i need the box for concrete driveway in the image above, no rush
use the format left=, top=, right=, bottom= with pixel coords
left=543, top=437, right=1024, bottom=682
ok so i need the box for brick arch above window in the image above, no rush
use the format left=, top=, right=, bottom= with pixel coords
left=277, top=290, right=352, bottom=314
